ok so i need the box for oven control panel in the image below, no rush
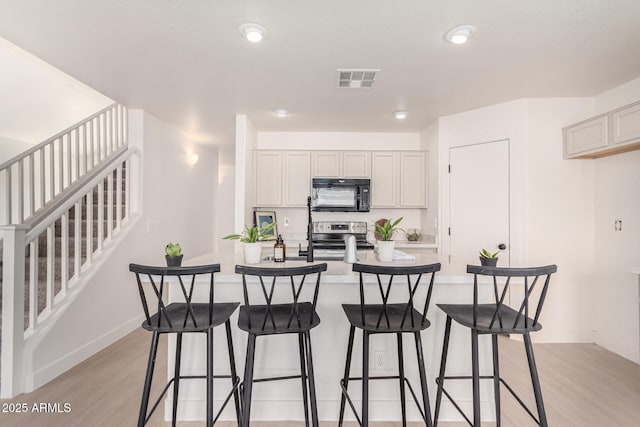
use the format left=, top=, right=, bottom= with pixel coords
left=312, top=221, right=368, bottom=234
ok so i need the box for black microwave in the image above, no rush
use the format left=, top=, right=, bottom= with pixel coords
left=311, top=178, right=370, bottom=212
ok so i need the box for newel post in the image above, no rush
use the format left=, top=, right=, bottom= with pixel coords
left=1, top=224, right=28, bottom=398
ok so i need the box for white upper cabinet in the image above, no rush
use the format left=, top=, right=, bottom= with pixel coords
left=342, top=152, right=371, bottom=177
left=254, top=151, right=283, bottom=206
left=371, top=152, right=398, bottom=207
left=254, top=151, right=311, bottom=207
left=563, top=100, right=640, bottom=159
left=563, top=115, right=609, bottom=158
left=612, top=101, right=640, bottom=146
left=283, top=151, right=311, bottom=206
left=371, top=151, right=428, bottom=208
left=311, top=151, right=341, bottom=177
left=399, top=152, right=427, bottom=207
left=311, top=151, right=370, bottom=178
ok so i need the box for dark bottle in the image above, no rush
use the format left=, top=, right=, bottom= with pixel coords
left=274, top=235, right=286, bottom=262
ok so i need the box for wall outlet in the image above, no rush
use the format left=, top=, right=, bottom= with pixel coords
left=614, top=219, right=622, bottom=231
left=374, top=350, right=385, bottom=369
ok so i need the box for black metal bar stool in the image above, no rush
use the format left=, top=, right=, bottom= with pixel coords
left=235, top=263, right=328, bottom=427
left=129, top=263, right=242, bottom=427
left=338, top=262, right=442, bottom=427
left=433, top=264, right=557, bottom=427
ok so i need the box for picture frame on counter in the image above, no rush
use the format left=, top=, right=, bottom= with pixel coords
left=254, top=210, right=278, bottom=240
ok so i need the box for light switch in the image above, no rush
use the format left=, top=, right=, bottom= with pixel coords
left=146, top=220, right=158, bottom=233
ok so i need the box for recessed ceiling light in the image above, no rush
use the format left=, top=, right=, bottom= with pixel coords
left=239, top=23, right=267, bottom=43
left=444, top=25, right=476, bottom=44
left=393, top=110, right=409, bottom=120
left=274, top=108, right=289, bottom=118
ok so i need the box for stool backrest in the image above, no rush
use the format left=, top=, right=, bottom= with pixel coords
left=129, top=263, right=221, bottom=331
left=352, top=263, right=441, bottom=329
left=235, top=263, right=328, bottom=331
left=466, top=264, right=557, bottom=329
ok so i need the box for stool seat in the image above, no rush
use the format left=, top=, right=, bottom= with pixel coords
left=142, top=302, right=240, bottom=333
left=238, top=302, right=321, bottom=335
left=436, top=303, right=543, bottom=334
left=342, top=303, right=430, bottom=333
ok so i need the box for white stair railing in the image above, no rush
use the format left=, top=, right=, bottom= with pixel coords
left=0, top=103, right=127, bottom=226
left=1, top=146, right=138, bottom=398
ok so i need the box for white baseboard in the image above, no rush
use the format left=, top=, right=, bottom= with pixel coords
left=594, top=331, right=640, bottom=364
left=26, top=314, right=144, bottom=391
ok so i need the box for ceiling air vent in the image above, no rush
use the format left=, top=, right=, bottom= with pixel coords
left=337, top=69, right=379, bottom=89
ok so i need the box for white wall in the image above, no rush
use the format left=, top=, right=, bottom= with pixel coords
left=437, top=97, right=598, bottom=342
left=0, top=37, right=113, bottom=144
left=591, top=78, right=640, bottom=363
left=28, top=110, right=219, bottom=387
left=420, top=121, right=439, bottom=237
left=257, top=131, right=420, bottom=150
left=526, top=98, right=597, bottom=342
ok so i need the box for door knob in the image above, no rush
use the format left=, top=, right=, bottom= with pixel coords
left=498, top=243, right=507, bottom=250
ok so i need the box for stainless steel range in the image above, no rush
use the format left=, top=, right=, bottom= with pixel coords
left=311, top=221, right=374, bottom=253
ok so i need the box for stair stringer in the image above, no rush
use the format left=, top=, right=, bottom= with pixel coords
left=21, top=212, right=143, bottom=392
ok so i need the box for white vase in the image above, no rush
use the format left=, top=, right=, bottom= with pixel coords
left=243, top=242, right=263, bottom=264
left=377, top=240, right=395, bottom=262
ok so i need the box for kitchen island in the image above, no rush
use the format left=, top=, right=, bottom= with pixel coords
left=163, top=249, right=497, bottom=423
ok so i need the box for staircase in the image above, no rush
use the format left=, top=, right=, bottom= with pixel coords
left=0, top=103, right=138, bottom=398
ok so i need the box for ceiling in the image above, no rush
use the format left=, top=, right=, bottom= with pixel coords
left=1, top=0, right=640, bottom=148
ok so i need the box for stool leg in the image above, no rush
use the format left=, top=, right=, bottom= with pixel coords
left=138, top=331, right=160, bottom=427
left=172, top=333, right=183, bottom=427
left=397, top=333, right=407, bottom=427
left=415, top=331, right=433, bottom=427
left=299, top=332, right=310, bottom=427
left=492, top=334, right=501, bottom=427
left=206, top=328, right=214, bottom=427
left=305, top=331, right=319, bottom=427
left=338, top=325, right=356, bottom=427
left=242, top=334, right=257, bottom=427
left=362, top=331, right=370, bottom=427
left=225, top=320, right=242, bottom=426
left=524, top=332, right=548, bottom=427
left=471, top=330, right=480, bottom=427
left=434, top=316, right=452, bottom=427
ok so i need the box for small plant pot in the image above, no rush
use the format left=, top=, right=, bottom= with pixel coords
left=377, top=240, right=395, bottom=262
left=480, top=257, right=498, bottom=267
left=243, top=242, right=263, bottom=265
left=166, top=255, right=183, bottom=267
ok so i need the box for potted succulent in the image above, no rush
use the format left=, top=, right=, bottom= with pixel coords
left=479, top=248, right=500, bottom=267
left=165, top=242, right=183, bottom=267
left=374, top=217, right=403, bottom=262
left=223, top=222, right=276, bottom=264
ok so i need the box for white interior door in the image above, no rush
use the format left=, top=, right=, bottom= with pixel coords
left=449, top=139, right=510, bottom=268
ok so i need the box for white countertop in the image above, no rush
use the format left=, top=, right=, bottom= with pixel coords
left=632, top=266, right=640, bottom=275
left=186, top=247, right=472, bottom=284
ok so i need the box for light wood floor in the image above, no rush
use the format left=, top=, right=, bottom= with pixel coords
left=1, top=328, right=638, bottom=426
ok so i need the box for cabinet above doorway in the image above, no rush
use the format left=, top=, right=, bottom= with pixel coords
left=563, top=100, right=640, bottom=159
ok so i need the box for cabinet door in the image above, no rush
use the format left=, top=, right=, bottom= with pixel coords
left=311, top=151, right=341, bottom=177
left=342, top=151, right=371, bottom=177
left=399, top=152, right=427, bottom=207
left=371, top=152, right=398, bottom=207
left=283, top=151, right=311, bottom=206
left=254, top=151, right=282, bottom=206
left=612, top=101, right=640, bottom=146
left=563, top=116, right=609, bottom=158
